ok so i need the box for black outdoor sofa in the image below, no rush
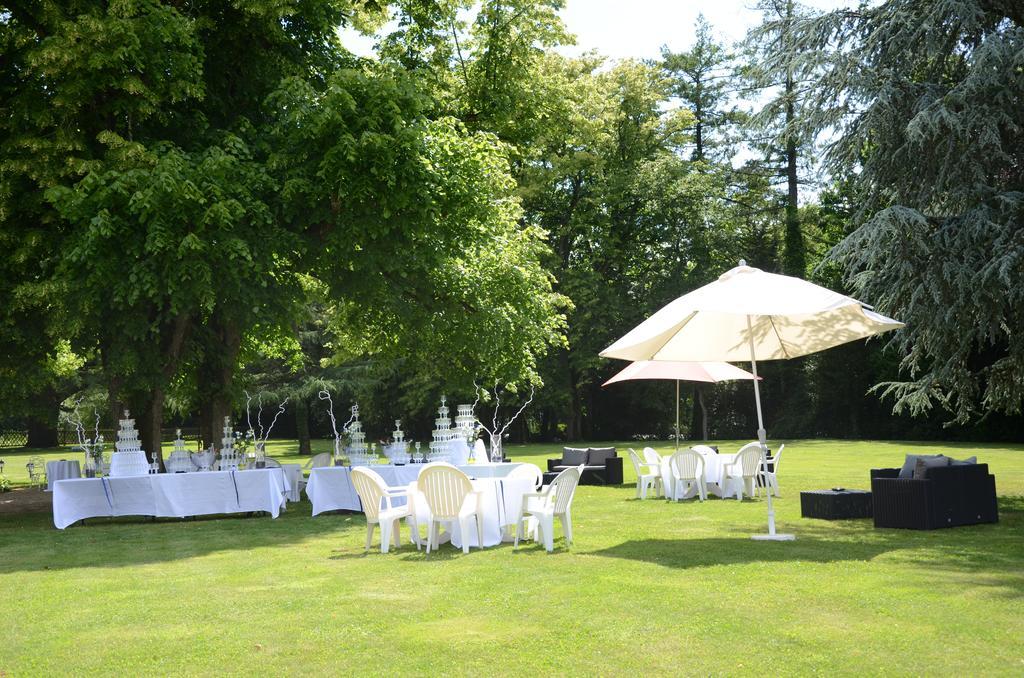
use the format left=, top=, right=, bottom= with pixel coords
left=870, top=456, right=998, bottom=530
left=547, top=447, right=623, bottom=486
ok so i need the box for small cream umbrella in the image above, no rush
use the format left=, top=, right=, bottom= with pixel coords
left=601, top=261, right=903, bottom=540
left=602, top=360, right=759, bottom=452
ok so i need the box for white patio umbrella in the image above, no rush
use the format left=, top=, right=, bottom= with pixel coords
left=602, top=361, right=759, bottom=452
left=600, top=261, right=903, bottom=540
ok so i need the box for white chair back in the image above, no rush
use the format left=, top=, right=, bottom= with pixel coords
left=670, top=450, right=704, bottom=480
left=351, top=466, right=389, bottom=520
left=642, top=447, right=662, bottom=466
left=550, top=466, right=582, bottom=514
left=691, top=444, right=717, bottom=456
left=263, top=457, right=282, bottom=468
left=736, top=445, right=762, bottom=475
left=507, top=463, right=543, bottom=490
left=418, top=464, right=474, bottom=520
left=307, top=452, right=332, bottom=469
left=627, top=449, right=644, bottom=474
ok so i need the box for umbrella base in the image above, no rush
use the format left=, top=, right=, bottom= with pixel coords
left=751, top=533, right=796, bottom=541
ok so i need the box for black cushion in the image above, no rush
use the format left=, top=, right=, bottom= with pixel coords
left=948, top=455, right=978, bottom=466
left=899, top=454, right=944, bottom=479
left=586, top=447, right=616, bottom=466
left=562, top=448, right=588, bottom=466
left=913, top=455, right=949, bottom=480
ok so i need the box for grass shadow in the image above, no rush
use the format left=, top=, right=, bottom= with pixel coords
left=0, top=500, right=361, bottom=574
left=587, top=499, right=1024, bottom=596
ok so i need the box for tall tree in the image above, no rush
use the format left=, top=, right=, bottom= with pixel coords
left=661, top=15, right=742, bottom=163
left=742, top=0, right=821, bottom=278
left=784, top=0, right=1024, bottom=423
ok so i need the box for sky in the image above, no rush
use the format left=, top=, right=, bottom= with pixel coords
left=341, top=0, right=856, bottom=61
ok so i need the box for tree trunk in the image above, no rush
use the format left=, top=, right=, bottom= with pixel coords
left=782, top=0, right=805, bottom=278
left=198, top=314, right=242, bottom=449
left=696, top=385, right=709, bottom=441
left=26, top=414, right=58, bottom=448
left=295, top=397, right=311, bottom=455
left=136, top=389, right=165, bottom=469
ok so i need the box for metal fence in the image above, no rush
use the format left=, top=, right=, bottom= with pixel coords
left=0, top=430, right=28, bottom=448
left=0, top=427, right=205, bottom=450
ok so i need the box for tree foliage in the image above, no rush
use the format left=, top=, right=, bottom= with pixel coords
left=779, top=0, right=1024, bottom=423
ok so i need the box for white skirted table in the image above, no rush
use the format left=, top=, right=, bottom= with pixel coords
left=305, top=463, right=531, bottom=548
left=46, top=460, right=81, bottom=491
left=280, top=464, right=303, bottom=502
left=305, top=465, right=421, bottom=515
left=52, top=468, right=290, bottom=529
left=660, top=449, right=739, bottom=499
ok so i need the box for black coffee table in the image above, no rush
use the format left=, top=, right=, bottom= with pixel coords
left=800, top=489, right=873, bottom=520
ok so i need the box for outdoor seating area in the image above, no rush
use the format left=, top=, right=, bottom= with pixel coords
left=2, top=0, right=1021, bottom=673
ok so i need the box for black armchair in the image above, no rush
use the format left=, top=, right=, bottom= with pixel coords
left=547, top=447, right=623, bottom=485
left=870, top=463, right=998, bottom=530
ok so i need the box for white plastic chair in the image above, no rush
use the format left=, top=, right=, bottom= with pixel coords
left=514, top=465, right=582, bottom=552
left=350, top=466, right=419, bottom=554
left=691, top=444, right=718, bottom=456
left=303, top=452, right=332, bottom=470
left=506, top=463, right=543, bottom=490
left=721, top=443, right=763, bottom=500
left=761, top=444, right=785, bottom=497
left=669, top=450, right=707, bottom=501
left=642, top=447, right=663, bottom=467
left=417, top=463, right=484, bottom=554
left=262, top=457, right=282, bottom=468
left=628, top=449, right=662, bottom=499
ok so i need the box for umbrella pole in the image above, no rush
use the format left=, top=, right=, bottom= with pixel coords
left=675, top=380, right=680, bottom=453
left=746, top=315, right=794, bottom=541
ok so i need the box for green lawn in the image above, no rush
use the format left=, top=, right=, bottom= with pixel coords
left=2, top=439, right=1022, bottom=675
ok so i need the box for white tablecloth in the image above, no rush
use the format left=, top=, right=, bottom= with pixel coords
left=456, top=462, right=522, bottom=478
left=305, top=465, right=422, bottom=515
left=52, top=468, right=289, bottom=529
left=661, top=450, right=736, bottom=499
left=46, top=460, right=81, bottom=491
left=409, top=477, right=533, bottom=548
left=305, top=464, right=532, bottom=548
left=305, top=464, right=527, bottom=515
left=280, top=464, right=303, bottom=502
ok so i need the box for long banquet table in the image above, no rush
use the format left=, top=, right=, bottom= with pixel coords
left=52, top=468, right=290, bottom=530
left=305, top=463, right=531, bottom=548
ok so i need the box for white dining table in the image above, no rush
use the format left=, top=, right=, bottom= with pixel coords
left=279, top=463, right=303, bottom=502
left=51, top=468, right=290, bottom=529
left=304, top=463, right=526, bottom=516
left=46, top=460, right=81, bottom=491
left=305, top=463, right=531, bottom=548
left=407, top=476, right=534, bottom=548
left=660, top=449, right=737, bottom=499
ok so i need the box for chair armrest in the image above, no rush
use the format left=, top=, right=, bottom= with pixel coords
left=546, top=459, right=561, bottom=472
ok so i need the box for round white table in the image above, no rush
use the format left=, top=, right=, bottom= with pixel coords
left=660, top=449, right=736, bottom=499
left=46, top=460, right=81, bottom=491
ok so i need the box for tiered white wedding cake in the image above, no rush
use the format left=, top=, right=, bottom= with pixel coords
left=429, top=396, right=454, bottom=462
left=347, top=405, right=369, bottom=465
left=165, top=429, right=193, bottom=473
left=217, top=417, right=242, bottom=471
left=109, top=410, right=150, bottom=477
